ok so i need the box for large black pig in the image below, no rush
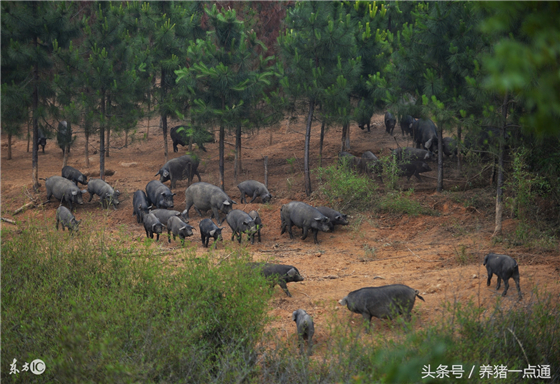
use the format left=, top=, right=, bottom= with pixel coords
left=280, top=201, right=331, bottom=244
left=45, top=176, right=86, bottom=210
left=339, top=284, right=425, bottom=328
left=146, top=180, right=175, bottom=209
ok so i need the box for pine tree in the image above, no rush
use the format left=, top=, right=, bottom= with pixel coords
left=74, top=2, right=144, bottom=179
left=278, top=2, right=358, bottom=195
left=176, top=4, right=276, bottom=191
left=373, top=2, right=491, bottom=192
left=137, top=2, right=204, bottom=163
left=1, top=2, right=78, bottom=190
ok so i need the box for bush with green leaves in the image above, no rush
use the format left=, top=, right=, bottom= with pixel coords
left=503, top=148, right=557, bottom=248
left=2, top=222, right=272, bottom=383
left=379, top=153, right=402, bottom=191
left=257, top=292, right=560, bottom=383
left=378, top=190, right=437, bottom=217
left=316, top=163, right=378, bottom=211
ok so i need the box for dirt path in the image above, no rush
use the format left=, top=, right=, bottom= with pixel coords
left=2, top=114, right=559, bottom=353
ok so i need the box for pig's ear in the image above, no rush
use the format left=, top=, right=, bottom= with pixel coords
left=161, top=192, right=165, bottom=195
left=154, top=171, right=160, bottom=177
left=72, top=191, right=78, bottom=196
left=223, top=200, right=231, bottom=206
left=425, top=139, right=433, bottom=149
left=218, top=227, right=224, bottom=230
left=231, top=200, right=237, bottom=204
left=335, top=215, right=341, bottom=221
left=287, top=268, right=297, bottom=277
left=116, top=190, right=121, bottom=195
left=314, top=217, right=322, bottom=221
left=172, top=193, right=176, bottom=196
left=292, top=311, right=297, bottom=321
left=174, top=212, right=181, bottom=217
left=180, top=226, right=186, bottom=231
left=152, top=224, right=157, bottom=231
left=209, top=229, right=216, bottom=237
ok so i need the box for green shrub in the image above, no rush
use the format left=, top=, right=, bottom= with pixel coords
left=316, top=164, right=378, bottom=211
left=2, top=222, right=272, bottom=383
left=379, top=153, right=401, bottom=191
left=258, top=292, right=560, bottom=383
left=377, top=190, right=437, bottom=217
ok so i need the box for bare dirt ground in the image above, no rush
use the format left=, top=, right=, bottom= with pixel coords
left=2, top=113, right=559, bottom=354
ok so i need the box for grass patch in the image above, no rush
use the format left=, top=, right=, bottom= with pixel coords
left=257, top=293, right=560, bottom=383
left=377, top=190, right=438, bottom=217
left=2, top=222, right=273, bottom=383
left=316, top=164, right=378, bottom=211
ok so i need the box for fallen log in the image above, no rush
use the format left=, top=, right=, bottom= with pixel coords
left=1, top=217, right=16, bottom=225
left=14, top=202, right=35, bottom=215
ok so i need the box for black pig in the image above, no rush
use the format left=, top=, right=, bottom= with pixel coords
left=250, top=262, right=304, bottom=297
left=339, top=284, right=425, bottom=328
left=292, top=309, right=315, bottom=356
left=199, top=218, right=224, bottom=248
left=483, top=253, right=522, bottom=299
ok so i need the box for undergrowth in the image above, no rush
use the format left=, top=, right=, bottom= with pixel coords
left=2, top=221, right=272, bottom=383
left=317, top=164, right=436, bottom=216
left=258, top=293, right=560, bottom=383
left=3, top=221, right=559, bottom=383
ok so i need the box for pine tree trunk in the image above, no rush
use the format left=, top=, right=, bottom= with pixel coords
left=161, top=68, right=168, bottom=163
left=341, top=123, right=350, bottom=152
left=437, top=123, right=444, bottom=192
left=146, top=91, right=151, bottom=140
left=106, top=96, right=110, bottom=157
left=162, top=117, right=168, bottom=163
left=319, top=120, right=325, bottom=168
left=219, top=125, right=225, bottom=191
left=457, top=125, right=462, bottom=173
left=100, top=91, right=106, bottom=181
left=106, top=128, right=110, bottom=157
left=85, top=130, right=89, bottom=168
left=27, top=119, right=30, bottom=153
left=7, top=133, right=12, bottom=160
left=345, top=123, right=350, bottom=150
left=219, top=96, right=225, bottom=191
left=304, top=99, right=315, bottom=196
left=493, top=92, right=509, bottom=237
left=188, top=117, right=193, bottom=152
left=234, top=123, right=242, bottom=182
left=31, top=3, right=40, bottom=192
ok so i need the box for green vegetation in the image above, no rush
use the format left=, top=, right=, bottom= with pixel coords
left=317, top=164, right=435, bottom=217
left=3, top=222, right=559, bottom=382
left=258, top=295, right=559, bottom=383
left=316, top=164, right=378, bottom=212
left=378, top=190, right=437, bottom=217
left=2, top=223, right=272, bottom=383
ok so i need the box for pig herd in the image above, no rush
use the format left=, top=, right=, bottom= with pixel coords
left=42, top=129, right=522, bottom=355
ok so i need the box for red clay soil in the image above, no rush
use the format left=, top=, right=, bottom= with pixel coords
left=2, top=113, right=559, bottom=354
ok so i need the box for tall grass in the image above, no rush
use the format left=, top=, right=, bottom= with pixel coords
left=2, top=222, right=272, bottom=383
left=258, top=295, right=560, bottom=383
left=316, top=163, right=378, bottom=211
left=3, top=221, right=559, bottom=383
left=317, top=164, right=435, bottom=216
